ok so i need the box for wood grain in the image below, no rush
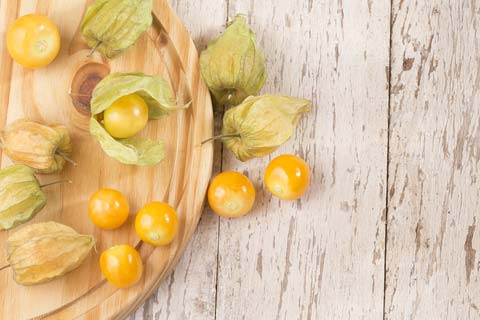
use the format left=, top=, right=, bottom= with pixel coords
left=0, top=0, right=16, bottom=146
left=385, top=1, right=480, bottom=319
left=216, top=1, right=391, bottom=319
left=0, top=0, right=213, bottom=319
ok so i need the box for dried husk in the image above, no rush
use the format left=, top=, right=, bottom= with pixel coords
left=1, top=119, right=72, bottom=174
left=7, top=222, right=95, bottom=285
left=221, top=95, right=311, bottom=161
left=0, top=165, right=46, bottom=230
left=90, top=72, right=189, bottom=166
left=80, top=0, right=153, bottom=58
left=200, top=15, right=266, bottom=107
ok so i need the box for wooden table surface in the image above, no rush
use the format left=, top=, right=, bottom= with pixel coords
left=128, top=0, right=480, bottom=319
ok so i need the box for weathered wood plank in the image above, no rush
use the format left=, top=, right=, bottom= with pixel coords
left=216, top=1, right=390, bottom=319
left=385, top=1, right=480, bottom=319
left=130, top=0, right=226, bottom=319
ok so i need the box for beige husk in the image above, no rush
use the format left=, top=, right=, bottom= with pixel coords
left=7, top=222, right=95, bottom=285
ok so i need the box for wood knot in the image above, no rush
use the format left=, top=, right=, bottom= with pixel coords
left=69, top=62, right=110, bottom=116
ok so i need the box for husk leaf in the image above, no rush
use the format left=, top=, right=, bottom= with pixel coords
left=90, top=72, right=188, bottom=166
left=80, top=0, right=153, bottom=58
left=0, top=165, right=46, bottom=230
left=221, top=95, right=311, bottom=161
left=7, top=221, right=95, bottom=285
left=200, top=15, right=266, bottom=107
left=1, top=119, right=73, bottom=174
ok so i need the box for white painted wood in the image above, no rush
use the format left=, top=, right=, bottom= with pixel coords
left=0, top=0, right=475, bottom=317
left=385, top=1, right=480, bottom=319
left=130, top=1, right=226, bottom=319
left=216, top=1, right=391, bottom=319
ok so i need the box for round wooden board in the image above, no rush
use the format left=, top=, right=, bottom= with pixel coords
left=0, top=0, right=213, bottom=319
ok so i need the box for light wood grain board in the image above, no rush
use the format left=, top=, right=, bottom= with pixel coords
left=0, top=0, right=213, bottom=319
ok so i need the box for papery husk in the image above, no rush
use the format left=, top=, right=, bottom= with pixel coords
left=90, top=72, right=189, bottom=166
left=200, top=15, right=266, bottom=107
left=221, top=95, right=311, bottom=161
left=1, top=119, right=72, bottom=174
left=0, top=165, right=46, bottom=230
left=80, top=0, right=153, bottom=58
left=7, top=221, right=95, bottom=285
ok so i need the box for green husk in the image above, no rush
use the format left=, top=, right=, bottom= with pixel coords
left=90, top=72, right=189, bottom=166
left=200, top=15, right=266, bottom=107
left=0, top=165, right=46, bottom=230
left=80, top=0, right=153, bottom=58
left=220, top=95, right=311, bottom=161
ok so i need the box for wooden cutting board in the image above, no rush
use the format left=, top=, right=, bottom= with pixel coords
left=0, top=0, right=213, bottom=319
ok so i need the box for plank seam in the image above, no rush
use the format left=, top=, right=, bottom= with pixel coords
left=213, top=2, right=230, bottom=319
left=213, top=127, right=223, bottom=320
left=383, top=0, right=395, bottom=319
